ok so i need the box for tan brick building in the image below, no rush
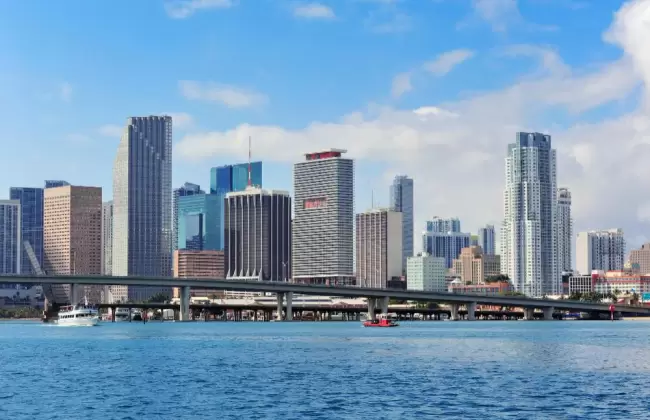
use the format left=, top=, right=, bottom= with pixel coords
left=629, top=243, right=650, bottom=274
left=452, top=246, right=501, bottom=284
left=44, top=185, right=102, bottom=303
left=173, top=250, right=225, bottom=298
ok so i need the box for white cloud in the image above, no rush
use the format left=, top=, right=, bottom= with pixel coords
left=293, top=3, right=336, bottom=20
left=165, top=0, right=234, bottom=19
left=391, top=72, right=412, bottom=98
left=98, top=124, right=123, bottom=138
left=60, top=82, right=72, bottom=102
left=179, top=80, right=268, bottom=108
left=162, top=112, right=194, bottom=129
left=462, top=0, right=558, bottom=32
left=175, top=0, right=650, bottom=252
left=424, top=49, right=475, bottom=76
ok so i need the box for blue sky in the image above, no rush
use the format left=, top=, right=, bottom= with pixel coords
left=2, top=0, right=650, bottom=250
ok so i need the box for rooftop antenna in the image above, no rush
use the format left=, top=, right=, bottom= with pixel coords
left=247, top=135, right=252, bottom=188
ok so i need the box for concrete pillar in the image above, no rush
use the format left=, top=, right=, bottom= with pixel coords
left=467, top=302, right=477, bottom=321
left=71, top=284, right=81, bottom=304
left=367, top=298, right=376, bottom=321
left=179, top=286, right=191, bottom=321
left=276, top=293, right=284, bottom=321
left=380, top=297, right=389, bottom=314
left=543, top=307, right=554, bottom=320
left=286, top=292, right=293, bottom=321
left=523, top=308, right=535, bottom=320
left=450, top=304, right=460, bottom=321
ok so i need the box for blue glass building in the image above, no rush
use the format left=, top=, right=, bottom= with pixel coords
left=9, top=187, right=44, bottom=274
left=0, top=200, right=21, bottom=275
left=177, top=194, right=222, bottom=251
left=172, top=183, right=204, bottom=252
left=422, top=218, right=470, bottom=268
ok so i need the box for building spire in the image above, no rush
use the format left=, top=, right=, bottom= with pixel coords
left=248, top=136, right=252, bottom=187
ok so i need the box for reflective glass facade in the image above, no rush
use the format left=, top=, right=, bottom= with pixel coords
left=177, top=194, right=222, bottom=251
left=210, top=162, right=263, bottom=194
left=9, top=187, right=44, bottom=274
left=172, top=183, right=203, bottom=251
left=0, top=200, right=21, bottom=274
left=389, top=175, right=413, bottom=274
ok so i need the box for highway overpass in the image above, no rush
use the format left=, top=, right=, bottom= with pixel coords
left=2, top=274, right=648, bottom=319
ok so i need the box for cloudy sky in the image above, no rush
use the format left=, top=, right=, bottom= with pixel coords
left=1, top=0, right=649, bottom=253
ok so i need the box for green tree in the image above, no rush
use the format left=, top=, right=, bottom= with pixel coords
left=146, top=292, right=169, bottom=303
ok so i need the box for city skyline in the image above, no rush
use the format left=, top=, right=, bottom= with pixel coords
left=2, top=1, right=649, bottom=253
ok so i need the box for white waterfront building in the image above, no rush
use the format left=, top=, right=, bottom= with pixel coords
left=406, top=253, right=446, bottom=292
left=575, top=229, right=625, bottom=275
left=501, top=132, right=560, bottom=297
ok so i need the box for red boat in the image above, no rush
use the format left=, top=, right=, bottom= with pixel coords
left=363, top=318, right=399, bottom=327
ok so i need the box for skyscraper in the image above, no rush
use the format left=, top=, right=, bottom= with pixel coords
left=9, top=187, right=43, bottom=274
left=557, top=187, right=572, bottom=272
left=292, top=149, right=354, bottom=285
left=43, top=186, right=102, bottom=302
left=44, top=180, right=70, bottom=189
left=101, top=201, right=113, bottom=276
left=422, top=217, right=470, bottom=268
left=172, top=183, right=204, bottom=252
left=0, top=200, right=21, bottom=274
left=224, top=187, right=291, bottom=281
left=389, top=175, right=413, bottom=274
left=177, top=193, right=222, bottom=251
left=502, top=132, right=559, bottom=296
left=576, top=229, right=625, bottom=275
left=112, top=116, right=172, bottom=302
left=477, top=224, right=496, bottom=256
left=356, top=208, right=403, bottom=288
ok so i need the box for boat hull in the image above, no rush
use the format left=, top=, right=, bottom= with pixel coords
left=363, top=321, right=399, bottom=327
left=56, top=317, right=100, bottom=327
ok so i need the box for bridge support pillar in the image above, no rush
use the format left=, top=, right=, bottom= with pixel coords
left=380, top=297, right=389, bottom=314
left=367, top=298, right=376, bottom=321
left=450, top=304, right=460, bottom=321
left=276, top=293, right=284, bottom=321
left=286, top=292, right=293, bottom=321
left=179, top=286, right=191, bottom=321
left=543, top=307, right=554, bottom=320
left=467, top=302, right=477, bottom=321
left=523, top=308, right=535, bottom=320
left=71, top=283, right=81, bottom=304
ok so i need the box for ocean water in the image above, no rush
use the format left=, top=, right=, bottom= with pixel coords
left=1, top=320, right=650, bottom=419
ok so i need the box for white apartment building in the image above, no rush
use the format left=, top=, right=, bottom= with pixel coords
left=501, top=132, right=560, bottom=297
left=406, top=253, right=446, bottom=292
left=556, top=187, right=572, bottom=273
left=576, top=229, right=625, bottom=275
left=356, top=208, right=403, bottom=288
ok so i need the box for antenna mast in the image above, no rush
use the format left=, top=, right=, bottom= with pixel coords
left=247, top=136, right=252, bottom=187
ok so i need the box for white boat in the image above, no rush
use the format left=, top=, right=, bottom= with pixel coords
left=113, top=307, right=130, bottom=322
left=57, top=300, right=100, bottom=327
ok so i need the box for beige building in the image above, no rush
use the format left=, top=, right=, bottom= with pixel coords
left=356, top=208, right=403, bottom=288
left=173, top=250, right=225, bottom=298
left=44, top=186, right=102, bottom=303
left=629, top=243, right=650, bottom=274
left=452, top=246, right=501, bottom=284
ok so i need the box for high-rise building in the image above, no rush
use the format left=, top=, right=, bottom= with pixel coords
left=224, top=187, right=291, bottom=281
left=470, top=235, right=479, bottom=247
left=101, top=201, right=113, bottom=276
left=501, top=132, right=559, bottom=297
left=0, top=200, right=21, bottom=274
left=452, top=246, right=501, bottom=284
left=557, top=187, right=572, bottom=272
left=406, top=252, right=446, bottom=292
left=630, top=243, right=650, bottom=274
left=355, top=208, right=403, bottom=288
left=210, top=162, right=263, bottom=195
left=292, top=149, right=354, bottom=285
left=177, top=193, right=222, bottom=251
left=112, top=116, right=172, bottom=302
left=173, top=249, right=225, bottom=298
left=389, top=175, right=413, bottom=274
left=576, top=229, right=625, bottom=275
left=422, top=217, right=470, bottom=268
left=172, top=183, right=204, bottom=252
left=43, top=186, right=102, bottom=302
left=477, top=225, right=496, bottom=256
left=9, top=187, right=43, bottom=274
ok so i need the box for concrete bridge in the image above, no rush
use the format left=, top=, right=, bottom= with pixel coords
left=2, top=274, right=648, bottom=321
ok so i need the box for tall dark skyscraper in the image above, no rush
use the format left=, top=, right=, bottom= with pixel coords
left=112, top=116, right=172, bottom=302
left=389, top=175, right=413, bottom=274
left=224, top=187, right=291, bottom=281
left=9, top=187, right=44, bottom=274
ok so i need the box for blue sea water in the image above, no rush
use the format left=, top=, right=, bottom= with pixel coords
left=1, top=320, right=650, bottom=419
